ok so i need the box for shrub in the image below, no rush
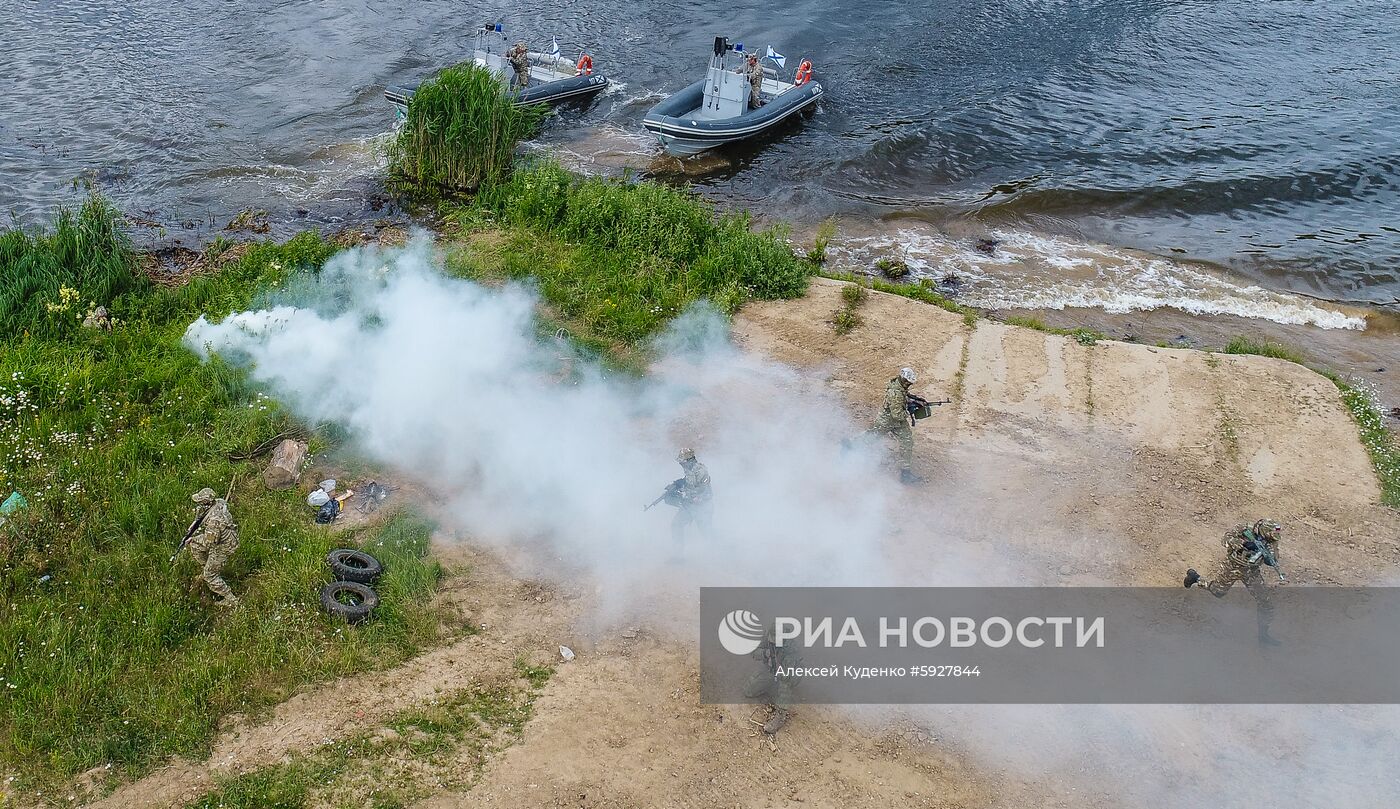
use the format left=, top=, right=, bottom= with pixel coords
left=387, top=63, right=543, bottom=195
left=807, top=218, right=837, bottom=264
left=833, top=307, right=862, bottom=335
left=876, top=257, right=909, bottom=279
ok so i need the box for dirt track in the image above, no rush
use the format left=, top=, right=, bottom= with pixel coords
left=82, top=279, right=1400, bottom=808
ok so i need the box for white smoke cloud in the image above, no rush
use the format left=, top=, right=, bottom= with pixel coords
left=185, top=235, right=903, bottom=599
left=184, top=237, right=1398, bottom=809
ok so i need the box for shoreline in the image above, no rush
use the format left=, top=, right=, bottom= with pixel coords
left=118, top=175, right=1400, bottom=413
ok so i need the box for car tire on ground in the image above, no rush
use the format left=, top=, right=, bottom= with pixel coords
left=326, top=548, right=383, bottom=584
left=319, top=581, right=379, bottom=623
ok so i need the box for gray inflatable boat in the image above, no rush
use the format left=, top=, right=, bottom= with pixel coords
left=386, top=25, right=608, bottom=119
left=643, top=37, right=822, bottom=157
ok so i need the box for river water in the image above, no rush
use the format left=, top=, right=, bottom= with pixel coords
left=3, top=0, right=1398, bottom=325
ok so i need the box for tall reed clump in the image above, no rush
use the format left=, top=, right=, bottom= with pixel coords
left=469, top=161, right=810, bottom=342
left=387, top=63, right=543, bottom=195
left=0, top=193, right=148, bottom=337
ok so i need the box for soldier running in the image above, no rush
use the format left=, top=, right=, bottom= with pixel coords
left=188, top=487, right=241, bottom=606
left=1184, top=519, right=1284, bottom=645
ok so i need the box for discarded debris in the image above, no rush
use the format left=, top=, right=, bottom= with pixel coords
left=559, top=645, right=576, bottom=662
left=357, top=480, right=391, bottom=514
left=0, top=491, right=27, bottom=528
left=82, top=306, right=112, bottom=330
left=1, top=491, right=26, bottom=515
left=315, top=491, right=354, bottom=524
left=226, top=208, right=270, bottom=234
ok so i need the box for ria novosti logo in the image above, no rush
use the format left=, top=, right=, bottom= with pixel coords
left=717, top=609, right=764, bottom=655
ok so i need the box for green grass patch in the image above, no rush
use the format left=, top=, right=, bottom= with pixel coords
left=447, top=161, right=810, bottom=346
left=831, top=280, right=868, bottom=336
left=1001, top=315, right=1104, bottom=345
left=1330, top=378, right=1400, bottom=507
left=0, top=192, right=150, bottom=338
left=189, top=669, right=549, bottom=809
left=0, top=204, right=447, bottom=793
left=1222, top=335, right=1307, bottom=365
left=388, top=63, right=543, bottom=196
left=819, top=270, right=978, bottom=320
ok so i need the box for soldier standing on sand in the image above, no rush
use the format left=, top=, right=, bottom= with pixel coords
left=188, top=487, right=241, bottom=606
left=867, top=367, right=922, bottom=485
left=1184, top=519, right=1285, bottom=645
left=744, top=626, right=801, bottom=734
left=670, top=448, right=714, bottom=545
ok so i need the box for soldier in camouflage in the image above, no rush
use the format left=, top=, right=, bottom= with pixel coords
left=744, top=625, right=801, bottom=734
left=1184, top=519, right=1284, bottom=645
left=741, top=53, right=765, bottom=109
left=506, top=41, right=531, bottom=88
left=867, top=367, right=921, bottom=485
left=189, top=487, right=241, bottom=606
left=671, top=448, right=713, bottom=545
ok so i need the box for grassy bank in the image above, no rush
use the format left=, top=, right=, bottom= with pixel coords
left=188, top=661, right=550, bottom=808
left=0, top=199, right=445, bottom=797
left=443, top=161, right=811, bottom=348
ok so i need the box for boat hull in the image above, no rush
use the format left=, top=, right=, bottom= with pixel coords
left=385, top=73, right=609, bottom=118
left=642, top=79, right=823, bottom=156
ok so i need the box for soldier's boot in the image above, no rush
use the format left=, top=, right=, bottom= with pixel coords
left=899, top=469, right=925, bottom=486
left=762, top=708, right=791, bottom=735
left=1183, top=569, right=1201, bottom=588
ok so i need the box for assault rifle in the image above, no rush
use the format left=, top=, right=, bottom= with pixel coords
left=1244, top=534, right=1286, bottom=583
left=907, top=393, right=952, bottom=425
left=644, top=479, right=685, bottom=512
left=172, top=476, right=236, bottom=563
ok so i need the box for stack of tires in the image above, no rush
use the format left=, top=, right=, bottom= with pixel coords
left=320, top=548, right=383, bottom=623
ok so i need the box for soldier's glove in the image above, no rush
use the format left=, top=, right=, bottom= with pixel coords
left=1183, top=569, right=1201, bottom=588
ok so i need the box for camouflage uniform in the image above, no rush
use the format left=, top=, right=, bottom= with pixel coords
left=744, top=58, right=764, bottom=109
left=744, top=632, right=801, bottom=733
left=507, top=43, right=530, bottom=88
left=1198, top=524, right=1281, bottom=640
left=867, top=376, right=915, bottom=474
left=672, top=454, right=714, bottom=543
left=189, top=488, right=240, bottom=605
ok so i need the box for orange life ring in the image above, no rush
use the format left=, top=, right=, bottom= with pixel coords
left=576, top=54, right=594, bottom=76
left=794, top=59, right=813, bottom=86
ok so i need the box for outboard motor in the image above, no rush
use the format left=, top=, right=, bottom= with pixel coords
left=699, top=36, right=749, bottom=119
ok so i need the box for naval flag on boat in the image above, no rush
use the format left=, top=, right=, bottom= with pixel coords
left=550, top=37, right=560, bottom=58
left=765, top=45, right=786, bottom=68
